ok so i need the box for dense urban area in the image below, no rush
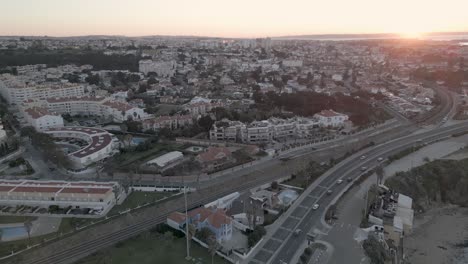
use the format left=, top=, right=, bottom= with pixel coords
left=0, top=35, right=468, bottom=264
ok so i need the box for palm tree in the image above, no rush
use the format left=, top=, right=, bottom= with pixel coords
left=208, top=235, right=220, bottom=264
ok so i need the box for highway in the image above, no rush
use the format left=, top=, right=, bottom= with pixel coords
left=248, top=121, right=468, bottom=264
left=6, top=95, right=459, bottom=264
left=10, top=122, right=467, bottom=264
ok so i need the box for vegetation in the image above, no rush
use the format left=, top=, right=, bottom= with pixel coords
left=387, top=145, right=423, bottom=162
left=247, top=225, right=266, bottom=248
left=74, top=228, right=228, bottom=264
left=108, top=191, right=169, bottom=215
left=0, top=49, right=140, bottom=71
left=363, top=236, right=388, bottom=264
left=253, top=90, right=390, bottom=126
left=20, top=126, right=72, bottom=168
left=284, top=161, right=329, bottom=188
left=385, top=158, right=468, bottom=211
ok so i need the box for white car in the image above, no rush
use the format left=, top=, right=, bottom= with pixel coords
left=337, top=179, right=343, bottom=184
left=360, top=155, right=366, bottom=160
left=377, top=157, right=384, bottom=162
left=361, top=166, right=368, bottom=171
left=312, top=204, right=320, bottom=210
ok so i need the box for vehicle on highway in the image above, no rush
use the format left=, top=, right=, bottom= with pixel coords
left=312, top=204, right=320, bottom=210
left=360, top=155, right=366, bottom=160
left=377, top=157, right=384, bottom=162
left=326, top=189, right=332, bottom=195
left=294, top=229, right=302, bottom=236
left=337, top=179, right=343, bottom=184
left=347, top=177, right=352, bottom=182
left=361, top=166, right=368, bottom=171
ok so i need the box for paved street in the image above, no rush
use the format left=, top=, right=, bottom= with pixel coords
left=245, top=121, right=468, bottom=264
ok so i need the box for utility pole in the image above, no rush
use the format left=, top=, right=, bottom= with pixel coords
left=184, top=186, right=191, bottom=260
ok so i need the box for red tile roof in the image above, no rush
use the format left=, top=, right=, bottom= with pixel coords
left=12, top=187, right=62, bottom=193
left=197, top=147, right=231, bottom=163
left=24, top=107, right=57, bottom=119
left=59, top=187, right=111, bottom=194
left=316, top=109, right=343, bottom=117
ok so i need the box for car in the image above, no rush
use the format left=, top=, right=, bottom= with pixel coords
left=294, top=229, right=302, bottom=236
left=377, top=157, right=384, bottom=162
left=337, top=179, right=343, bottom=184
left=312, top=204, right=320, bottom=210
left=360, top=155, right=366, bottom=160
left=347, top=177, right=352, bottom=182
left=326, top=189, right=333, bottom=195
left=361, top=166, right=368, bottom=171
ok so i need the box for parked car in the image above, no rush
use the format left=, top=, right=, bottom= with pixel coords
left=312, top=204, right=320, bottom=210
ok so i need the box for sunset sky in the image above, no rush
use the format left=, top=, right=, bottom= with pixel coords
left=1, top=0, right=468, bottom=38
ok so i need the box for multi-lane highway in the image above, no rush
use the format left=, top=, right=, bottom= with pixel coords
left=248, top=121, right=468, bottom=264
left=7, top=118, right=463, bottom=264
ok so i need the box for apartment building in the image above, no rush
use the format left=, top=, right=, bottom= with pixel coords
left=142, top=114, right=193, bottom=131
left=41, top=96, right=147, bottom=122
left=44, top=127, right=118, bottom=166
left=0, top=180, right=121, bottom=216
left=23, top=107, right=64, bottom=131
left=313, top=109, right=349, bottom=127
left=0, top=78, right=85, bottom=105
left=210, top=116, right=322, bottom=144
left=138, top=59, right=176, bottom=77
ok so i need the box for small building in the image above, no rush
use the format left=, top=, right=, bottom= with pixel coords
left=146, top=151, right=184, bottom=168
left=196, top=147, right=234, bottom=171
left=167, top=207, right=233, bottom=242
left=314, top=109, right=349, bottom=127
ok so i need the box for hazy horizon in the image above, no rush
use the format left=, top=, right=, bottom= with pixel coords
left=2, top=0, right=468, bottom=38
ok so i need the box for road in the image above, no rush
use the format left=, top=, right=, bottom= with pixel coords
left=4, top=90, right=458, bottom=264
left=247, top=121, right=468, bottom=264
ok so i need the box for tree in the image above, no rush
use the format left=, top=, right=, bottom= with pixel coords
left=24, top=219, right=33, bottom=245
left=198, top=115, right=214, bottom=132
left=363, top=236, right=388, bottom=264
left=208, top=235, right=220, bottom=264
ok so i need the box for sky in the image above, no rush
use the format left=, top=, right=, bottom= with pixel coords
left=1, top=0, right=468, bottom=38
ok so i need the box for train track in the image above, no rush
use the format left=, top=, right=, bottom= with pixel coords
left=21, top=168, right=285, bottom=264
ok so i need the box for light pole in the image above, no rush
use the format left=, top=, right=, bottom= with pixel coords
left=184, top=186, right=191, bottom=260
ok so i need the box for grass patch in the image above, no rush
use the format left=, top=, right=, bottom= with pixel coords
left=76, top=230, right=228, bottom=264
left=109, top=191, right=174, bottom=215
left=0, top=216, right=36, bottom=224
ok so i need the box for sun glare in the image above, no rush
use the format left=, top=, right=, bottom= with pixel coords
left=399, top=31, right=424, bottom=39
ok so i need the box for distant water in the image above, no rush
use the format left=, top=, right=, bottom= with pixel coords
left=279, top=34, right=468, bottom=42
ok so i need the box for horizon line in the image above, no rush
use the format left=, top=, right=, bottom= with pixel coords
left=1, top=31, right=468, bottom=40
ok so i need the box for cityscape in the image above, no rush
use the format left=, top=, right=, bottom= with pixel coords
left=1, top=1, right=468, bottom=264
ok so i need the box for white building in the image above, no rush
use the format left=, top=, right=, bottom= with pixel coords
left=44, top=127, right=119, bottom=167
left=0, top=121, right=6, bottom=142
left=40, top=97, right=148, bottom=123
left=23, top=107, right=64, bottom=131
left=139, top=60, right=176, bottom=77
left=313, top=109, right=349, bottom=127
left=146, top=151, right=184, bottom=168
left=0, top=78, right=86, bottom=105
left=210, top=117, right=321, bottom=144
left=0, top=180, right=122, bottom=216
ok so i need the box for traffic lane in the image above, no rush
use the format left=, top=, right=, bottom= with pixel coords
left=272, top=189, right=337, bottom=264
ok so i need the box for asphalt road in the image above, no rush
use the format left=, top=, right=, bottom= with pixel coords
left=248, top=121, right=468, bottom=264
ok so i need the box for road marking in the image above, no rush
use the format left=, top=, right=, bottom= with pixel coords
left=289, top=216, right=302, bottom=220
left=270, top=237, right=284, bottom=243
left=298, top=205, right=308, bottom=209
left=317, top=185, right=327, bottom=189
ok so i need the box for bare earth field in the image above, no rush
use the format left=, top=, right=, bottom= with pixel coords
left=404, top=206, right=468, bottom=264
